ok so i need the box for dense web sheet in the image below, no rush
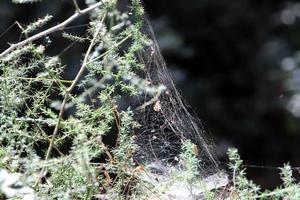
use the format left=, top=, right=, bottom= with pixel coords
left=133, top=16, right=221, bottom=177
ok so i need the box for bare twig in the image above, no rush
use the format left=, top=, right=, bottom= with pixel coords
left=34, top=23, right=102, bottom=188
left=72, top=0, right=81, bottom=12
left=136, top=90, right=162, bottom=111
left=45, top=25, right=102, bottom=161
left=0, top=0, right=108, bottom=58
left=0, top=21, right=24, bottom=40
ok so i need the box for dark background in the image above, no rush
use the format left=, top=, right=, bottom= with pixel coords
left=1, top=0, right=300, bottom=189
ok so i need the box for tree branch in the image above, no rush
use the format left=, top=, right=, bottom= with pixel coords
left=0, top=0, right=108, bottom=58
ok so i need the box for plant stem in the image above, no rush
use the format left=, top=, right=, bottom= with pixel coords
left=72, top=0, right=81, bottom=12
left=34, top=23, right=102, bottom=188
left=45, top=25, right=102, bottom=160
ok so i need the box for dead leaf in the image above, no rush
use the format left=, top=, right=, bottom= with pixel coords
left=103, top=171, right=111, bottom=184
left=153, top=100, right=161, bottom=112
left=192, top=143, right=199, bottom=156
left=134, top=165, right=145, bottom=174
left=230, top=190, right=238, bottom=200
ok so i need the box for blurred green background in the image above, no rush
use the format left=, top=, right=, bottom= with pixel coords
left=1, top=0, right=300, bottom=188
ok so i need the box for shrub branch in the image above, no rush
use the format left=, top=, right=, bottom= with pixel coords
left=45, top=25, right=102, bottom=161
left=33, top=25, right=102, bottom=188
left=0, top=0, right=108, bottom=58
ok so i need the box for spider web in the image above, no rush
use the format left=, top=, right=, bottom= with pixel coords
left=133, top=16, right=221, bottom=177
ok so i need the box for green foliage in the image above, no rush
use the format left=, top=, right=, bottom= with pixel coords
left=62, top=32, right=86, bottom=43
left=0, top=0, right=155, bottom=199
left=179, top=140, right=199, bottom=182
left=228, top=148, right=300, bottom=200
left=227, top=148, right=261, bottom=199
left=23, top=15, right=53, bottom=35
left=131, top=0, right=145, bottom=29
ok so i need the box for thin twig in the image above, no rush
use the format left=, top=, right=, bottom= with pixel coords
left=108, top=97, right=121, bottom=148
left=34, top=24, right=102, bottom=188
left=136, top=90, right=162, bottom=111
left=0, top=0, right=108, bottom=58
left=45, top=25, right=102, bottom=161
left=44, top=11, right=107, bottom=162
left=0, top=21, right=24, bottom=40
left=85, top=33, right=132, bottom=65
left=72, top=0, right=81, bottom=12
